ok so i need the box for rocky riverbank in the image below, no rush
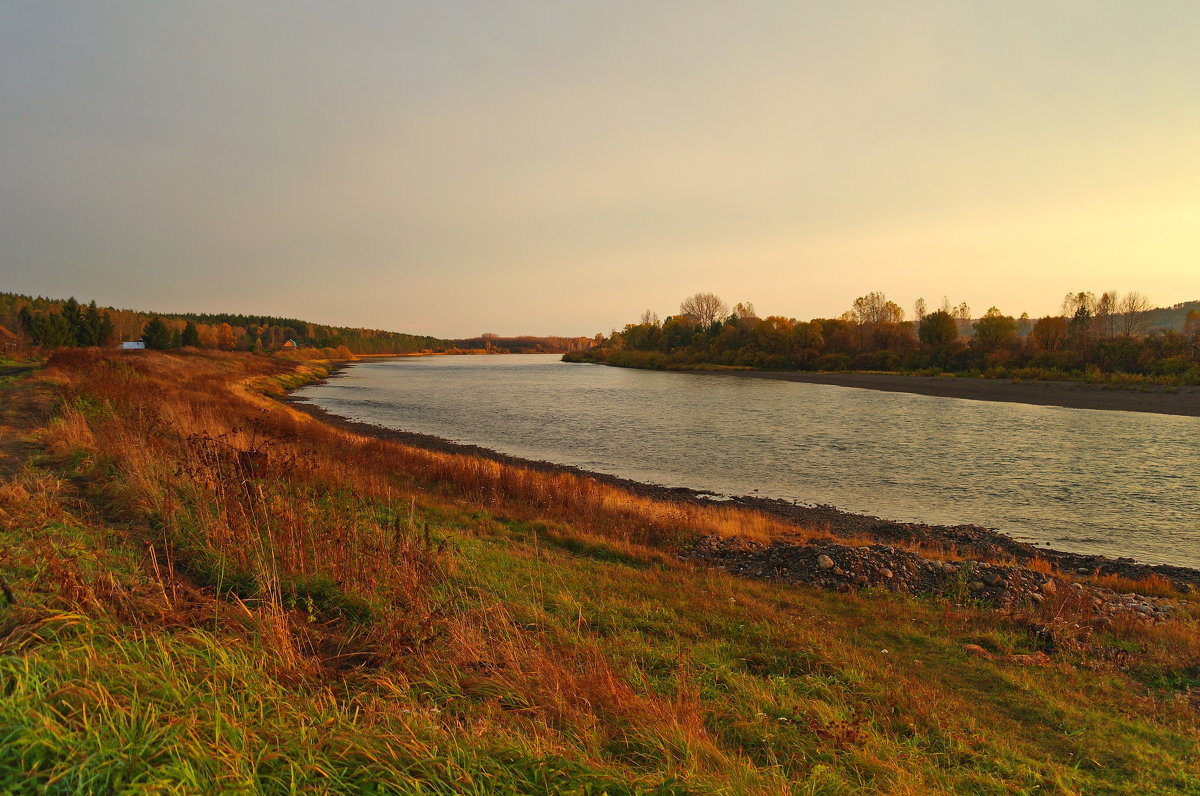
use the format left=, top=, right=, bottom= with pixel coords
left=684, top=535, right=1187, bottom=626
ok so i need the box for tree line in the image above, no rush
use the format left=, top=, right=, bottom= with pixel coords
left=567, top=290, right=1200, bottom=383
left=0, top=292, right=444, bottom=356
left=0, top=292, right=594, bottom=357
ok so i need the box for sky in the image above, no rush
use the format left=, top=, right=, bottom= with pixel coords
left=2, top=1, right=1198, bottom=337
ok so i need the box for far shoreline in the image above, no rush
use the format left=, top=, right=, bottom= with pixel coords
left=635, top=366, right=1200, bottom=417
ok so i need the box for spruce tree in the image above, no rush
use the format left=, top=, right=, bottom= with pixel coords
left=141, top=317, right=173, bottom=350
left=180, top=321, right=201, bottom=348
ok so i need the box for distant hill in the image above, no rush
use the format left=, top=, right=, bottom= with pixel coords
left=0, top=292, right=593, bottom=355
left=449, top=333, right=596, bottom=354
left=1144, top=299, right=1200, bottom=332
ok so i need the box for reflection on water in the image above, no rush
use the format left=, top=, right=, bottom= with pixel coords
left=295, top=354, right=1200, bottom=568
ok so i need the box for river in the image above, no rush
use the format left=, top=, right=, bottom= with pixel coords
left=293, top=354, right=1200, bottom=568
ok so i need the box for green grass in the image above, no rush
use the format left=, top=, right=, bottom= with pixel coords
left=0, top=351, right=1197, bottom=793
left=3, top=485, right=1199, bottom=793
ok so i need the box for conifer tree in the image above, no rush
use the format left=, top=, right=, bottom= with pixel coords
left=180, top=321, right=201, bottom=348
left=141, top=316, right=173, bottom=350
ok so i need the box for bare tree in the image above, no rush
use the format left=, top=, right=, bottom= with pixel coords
left=1095, top=290, right=1118, bottom=338
left=850, top=291, right=905, bottom=349
left=732, top=301, right=757, bottom=320
left=639, top=309, right=660, bottom=327
left=1117, top=291, right=1152, bottom=336
left=1061, top=291, right=1096, bottom=318
left=679, top=292, right=728, bottom=329
left=851, top=291, right=903, bottom=327
left=913, top=297, right=927, bottom=322
left=953, top=302, right=972, bottom=339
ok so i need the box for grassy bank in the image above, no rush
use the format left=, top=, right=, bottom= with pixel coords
left=564, top=349, right=1200, bottom=388
left=0, top=350, right=1197, bottom=793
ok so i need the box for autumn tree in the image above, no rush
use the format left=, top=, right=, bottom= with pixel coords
left=1030, top=316, right=1067, bottom=352
left=216, top=322, right=238, bottom=350
left=678, top=292, right=728, bottom=330
left=971, top=307, right=1018, bottom=351
left=918, top=310, right=957, bottom=348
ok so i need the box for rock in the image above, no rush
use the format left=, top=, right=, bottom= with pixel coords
left=816, top=554, right=835, bottom=569
left=833, top=567, right=845, bottom=576
left=1029, top=592, right=1045, bottom=604
left=880, top=568, right=894, bottom=579
left=941, top=562, right=957, bottom=574
left=982, top=572, right=1004, bottom=587
left=969, top=580, right=985, bottom=592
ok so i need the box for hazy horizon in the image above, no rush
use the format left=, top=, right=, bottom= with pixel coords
left=3, top=2, right=1199, bottom=337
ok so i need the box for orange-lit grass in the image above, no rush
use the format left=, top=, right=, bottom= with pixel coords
left=1083, top=572, right=1182, bottom=599
left=2, top=349, right=1198, bottom=792
left=42, top=349, right=828, bottom=555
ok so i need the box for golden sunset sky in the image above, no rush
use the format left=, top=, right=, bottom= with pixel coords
left=2, top=2, right=1198, bottom=336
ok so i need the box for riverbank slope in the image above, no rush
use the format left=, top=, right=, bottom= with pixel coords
left=0, top=350, right=1196, bottom=793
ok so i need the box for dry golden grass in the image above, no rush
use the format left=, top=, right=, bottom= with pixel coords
left=1084, top=572, right=1182, bottom=599
left=0, top=348, right=1196, bottom=794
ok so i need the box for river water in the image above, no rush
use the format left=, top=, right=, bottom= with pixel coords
left=294, top=354, right=1200, bottom=569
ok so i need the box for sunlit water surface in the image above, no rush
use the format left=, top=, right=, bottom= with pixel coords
left=295, top=355, right=1200, bottom=568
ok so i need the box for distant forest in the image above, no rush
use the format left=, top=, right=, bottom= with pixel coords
left=568, top=291, right=1200, bottom=384
left=0, top=292, right=592, bottom=357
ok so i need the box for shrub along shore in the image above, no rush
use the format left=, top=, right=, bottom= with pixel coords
left=0, top=349, right=1197, bottom=793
